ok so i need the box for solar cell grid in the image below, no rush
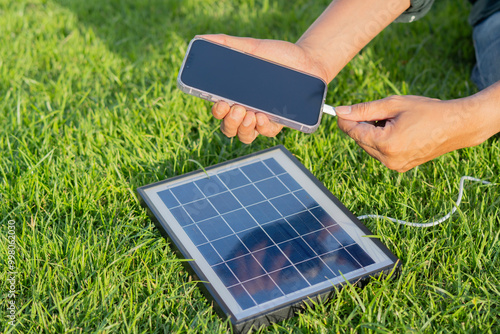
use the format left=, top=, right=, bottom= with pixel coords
left=138, top=146, right=400, bottom=332
left=157, top=158, right=376, bottom=311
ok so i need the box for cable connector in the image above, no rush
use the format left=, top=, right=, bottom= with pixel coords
left=322, top=104, right=336, bottom=117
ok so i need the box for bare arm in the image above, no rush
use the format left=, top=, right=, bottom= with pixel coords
left=297, top=0, right=410, bottom=82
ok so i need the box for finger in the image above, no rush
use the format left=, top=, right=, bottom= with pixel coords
left=337, top=118, right=386, bottom=151
left=238, top=111, right=258, bottom=144
left=339, top=118, right=416, bottom=172
left=355, top=140, right=385, bottom=163
left=335, top=96, right=405, bottom=122
left=220, top=105, right=246, bottom=138
left=196, top=34, right=259, bottom=54
left=212, top=101, right=230, bottom=120
left=337, top=118, right=387, bottom=161
left=255, top=113, right=283, bottom=137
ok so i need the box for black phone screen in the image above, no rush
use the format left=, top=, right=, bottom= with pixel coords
left=180, top=39, right=327, bottom=127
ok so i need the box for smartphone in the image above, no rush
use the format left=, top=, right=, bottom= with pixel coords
left=177, top=37, right=328, bottom=133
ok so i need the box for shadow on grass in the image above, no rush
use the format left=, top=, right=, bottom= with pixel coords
left=52, top=0, right=322, bottom=62
left=49, top=0, right=327, bottom=180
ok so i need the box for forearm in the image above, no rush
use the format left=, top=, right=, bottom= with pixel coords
left=296, top=0, right=410, bottom=82
left=424, top=81, right=500, bottom=158
left=457, top=81, right=500, bottom=147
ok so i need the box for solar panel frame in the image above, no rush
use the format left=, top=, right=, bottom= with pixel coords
left=137, top=145, right=400, bottom=332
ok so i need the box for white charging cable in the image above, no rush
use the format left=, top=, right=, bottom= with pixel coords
left=356, top=176, right=494, bottom=227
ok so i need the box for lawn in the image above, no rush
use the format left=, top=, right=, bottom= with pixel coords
left=1, top=0, right=499, bottom=333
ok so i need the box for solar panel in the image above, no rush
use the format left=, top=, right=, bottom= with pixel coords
left=138, top=145, right=400, bottom=332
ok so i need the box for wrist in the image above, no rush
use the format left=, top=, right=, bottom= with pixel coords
left=445, top=84, right=500, bottom=149
left=295, top=41, right=332, bottom=83
left=463, top=82, right=500, bottom=145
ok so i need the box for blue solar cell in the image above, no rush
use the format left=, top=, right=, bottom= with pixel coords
left=302, top=229, right=342, bottom=256
left=197, top=216, right=233, bottom=241
left=295, top=257, right=336, bottom=285
left=278, top=173, right=301, bottom=191
left=327, top=225, right=355, bottom=246
left=261, top=219, right=299, bottom=244
left=213, top=263, right=239, bottom=287
left=278, top=238, right=316, bottom=264
left=321, top=249, right=361, bottom=275
left=310, top=207, right=337, bottom=227
left=157, top=189, right=179, bottom=208
left=228, top=285, right=255, bottom=310
left=218, top=169, right=251, bottom=189
left=208, top=191, right=241, bottom=214
left=242, top=275, right=283, bottom=304
left=222, top=208, right=258, bottom=232
left=287, top=211, right=323, bottom=235
left=238, top=227, right=274, bottom=252
left=240, top=161, right=274, bottom=182
left=169, top=206, right=194, bottom=226
left=183, top=199, right=218, bottom=222
left=270, top=193, right=306, bottom=217
left=346, top=244, right=375, bottom=267
left=227, top=253, right=266, bottom=282
left=269, top=266, right=309, bottom=294
left=170, top=182, right=205, bottom=204
left=294, top=189, right=319, bottom=209
left=197, top=243, right=222, bottom=266
left=263, top=158, right=286, bottom=175
left=231, top=184, right=266, bottom=206
left=195, top=176, right=228, bottom=197
left=246, top=201, right=282, bottom=224
left=254, top=177, right=289, bottom=199
left=253, top=245, right=291, bottom=272
left=211, top=235, right=248, bottom=261
left=228, top=284, right=255, bottom=310
left=183, top=224, right=207, bottom=246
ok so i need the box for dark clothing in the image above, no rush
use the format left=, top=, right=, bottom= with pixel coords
left=393, top=0, right=500, bottom=89
left=469, top=0, right=500, bottom=26
left=471, top=11, right=500, bottom=89
left=396, top=0, right=500, bottom=26
left=395, top=0, right=435, bottom=23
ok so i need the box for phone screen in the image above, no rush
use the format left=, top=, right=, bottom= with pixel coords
left=180, top=39, right=327, bottom=127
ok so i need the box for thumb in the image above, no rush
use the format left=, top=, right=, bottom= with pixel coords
left=335, top=98, right=399, bottom=122
left=196, top=34, right=259, bottom=54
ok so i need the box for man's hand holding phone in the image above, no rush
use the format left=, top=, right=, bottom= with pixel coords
left=198, top=34, right=330, bottom=144
left=211, top=103, right=281, bottom=144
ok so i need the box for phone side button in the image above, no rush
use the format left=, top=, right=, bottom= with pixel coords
left=199, top=93, right=212, bottom=100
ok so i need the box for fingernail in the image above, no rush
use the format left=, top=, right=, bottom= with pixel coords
left=256, top=114, right=266, bottom=126
left=242, top=115, right=253, bottom=127
left=231, top=106, right=245, bottom=120
left=335, top=106, right=351, bottom=115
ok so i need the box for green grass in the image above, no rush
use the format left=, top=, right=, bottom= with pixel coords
left=1, top=0, right=499, bottom=332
